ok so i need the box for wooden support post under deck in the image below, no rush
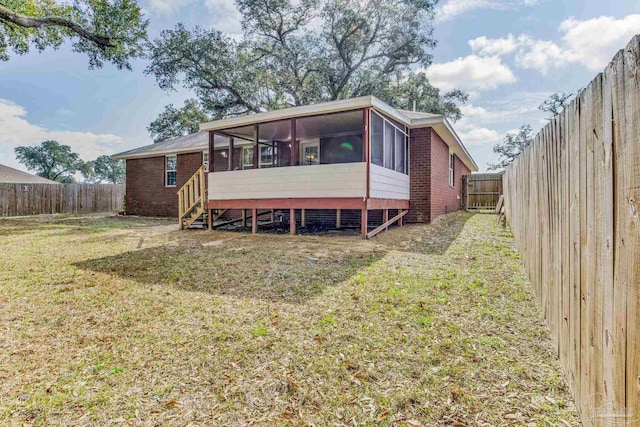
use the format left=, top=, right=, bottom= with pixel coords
left=399, top=213, right=403, bottom=227
left=383, top=209, right=389, bottom=230
left=242, top=209, right=246, bottom=227
left=251, top=208, right=257, bottom=234
left=360, top=208, right=368, bottom=239
left=289, top=208, right=296, bottom=235
left=301, top=209, right=306, bottom=227
left=336, top=209, right=341, bottom=229
left=208, top=208, right=212, bottom=231
left=270, top=209, right=274, bottom=223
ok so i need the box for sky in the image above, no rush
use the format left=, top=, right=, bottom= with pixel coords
left=1, top=0, right=640, bottom=172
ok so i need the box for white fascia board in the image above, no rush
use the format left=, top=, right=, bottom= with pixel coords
left=199, top=96, right=414, bottom=132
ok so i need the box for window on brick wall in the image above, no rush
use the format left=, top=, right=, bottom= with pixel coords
left=166, top=155, right=177, bottom=187
left=449, top=152, right=455, bottom=187
left=203, top=152, right=209, bottom=172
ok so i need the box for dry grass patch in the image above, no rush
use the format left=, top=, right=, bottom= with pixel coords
left=0, top=212, right=579, bottom=426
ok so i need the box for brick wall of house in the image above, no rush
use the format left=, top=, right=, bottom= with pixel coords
left=407, top=127, right=431, bottom=223
left=429, top=130, right=470, bottom=220
left=125, top=151, right=203, bottom=217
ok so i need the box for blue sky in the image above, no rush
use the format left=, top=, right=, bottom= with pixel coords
left=1, top=0, right=639, bottom=172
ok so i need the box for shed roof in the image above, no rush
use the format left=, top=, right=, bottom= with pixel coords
left=0, top=164, right=59, bottom=184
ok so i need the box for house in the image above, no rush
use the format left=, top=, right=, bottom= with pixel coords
left=113, top=96, right=478, bottom=238
left=0, top=164, right=59, bottom=184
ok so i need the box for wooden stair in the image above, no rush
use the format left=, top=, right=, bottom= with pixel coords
left=177, top=165, right=207, bottom=230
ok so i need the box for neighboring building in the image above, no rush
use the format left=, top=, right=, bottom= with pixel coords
left=0, top=164, right=59, bottom=184
left=113, top=96, right=478, bottom=238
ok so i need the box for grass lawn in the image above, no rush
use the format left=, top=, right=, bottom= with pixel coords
left=0, top=212, right=579, bottom=426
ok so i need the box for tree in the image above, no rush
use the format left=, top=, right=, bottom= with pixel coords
left=145, top=0, right=467, bottom=123
left=488, top=124, right=534, bottom=170
left=148, top=99, right=210, bottom=143
left=539, top=92, right=574, bottom=120
left=82, top=155, right=125, bottom=183
left=0, top=0, right=148, bottom=69
left=15, top=140, right=82, bottom=182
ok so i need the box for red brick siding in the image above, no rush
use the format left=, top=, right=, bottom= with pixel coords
left=407, top=127, right=431, bottom=223
left=429, top=129, right=470, bottom=220
left=125, top=151, right=203, bottom=217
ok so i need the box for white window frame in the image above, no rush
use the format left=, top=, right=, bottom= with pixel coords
left=165, top=155, right=177, bottom=187
left=242, top=146, right=254, bottom=169
left=259, top=145, right=276, bottom=167
left=300, top=140, right=320, bottom=165
left=203, top=151, right=209, bottom=172
left=449, top=152, right=455, bottom=187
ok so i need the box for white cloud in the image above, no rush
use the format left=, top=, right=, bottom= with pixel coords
left=204, top=0, right=243, bottom=34
left=469, top=34, right=519, bottom=56
left=559, top=14, right=640, bottom=71
left=145, top=0, right=243, bottom=35
left=0, top=99, right=124, bottom=170
left=514, top=37, right=565, bottom=74
left=458, top=127, right=500, bottom=146
left=469, top=14, right=640, bottom=74
left=423, top=55, right=516, bottom=92
left=145, top=0, right=192, bottom=13
left=436, top=0, right=542, bottom=23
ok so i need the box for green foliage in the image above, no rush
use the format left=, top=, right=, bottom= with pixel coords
left=82, top=155, right=125, bottom=183
left=488, top=124, right=535, bottom=170
left=14, top=140, right=82, bottom=182
left=0, top=0, right=148, bottom=69
left=145, top=0, right=467, bottom=126
left=539, top=92, right=574, bottom=120
left=147, top=99, right=209, bottom=143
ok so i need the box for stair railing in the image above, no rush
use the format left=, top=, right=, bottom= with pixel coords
left=177, top=164, right=207, bottom=228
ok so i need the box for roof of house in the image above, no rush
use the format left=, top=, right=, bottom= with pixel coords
left=0, top=164, right=59, bottom=184
left=113, top=96, right=478, bottom=171
left=112, top=131, right=209, bottom=160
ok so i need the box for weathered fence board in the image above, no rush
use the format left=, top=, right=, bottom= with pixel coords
left=0, top=183, right=124, bottom=217
left=503, top=35, right=640, bottom=426
left=463, top=172, right=503, bottom=210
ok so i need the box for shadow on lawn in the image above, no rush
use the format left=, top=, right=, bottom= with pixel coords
left=73, top=211, right=473, bottom=303
left=401, top=211, right=474, bottom=255
left=74, top=239, right=385, bottom=303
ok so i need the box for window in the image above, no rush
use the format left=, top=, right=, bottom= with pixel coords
left=203, top=152, right=209, bottom=172
left=370, top=112, right=384, bottom=166
left=242, top=147, right=254, bottom=169
left=383, top=122, right=394, bottom=169
left=301, top=141, right=320, bottom=165
left=165, top=155, right=177, bottom=187
left=394, top=128, right=405, bottom=173
left=260, top=146, right=275, bottom=167
left=449, top=152, right=455, bottom=186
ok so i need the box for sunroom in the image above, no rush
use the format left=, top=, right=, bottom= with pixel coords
left=200, top=96, right=412, bottom=238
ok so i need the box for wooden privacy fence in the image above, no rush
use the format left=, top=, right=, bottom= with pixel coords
left=0, top=183, right=125, bottom=217
left=502, top=35, right=639, bottom=426
left=463, top=172, right=503, bottom=210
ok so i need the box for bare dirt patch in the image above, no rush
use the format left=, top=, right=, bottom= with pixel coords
left=0, top=212, right=579, bottom=426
